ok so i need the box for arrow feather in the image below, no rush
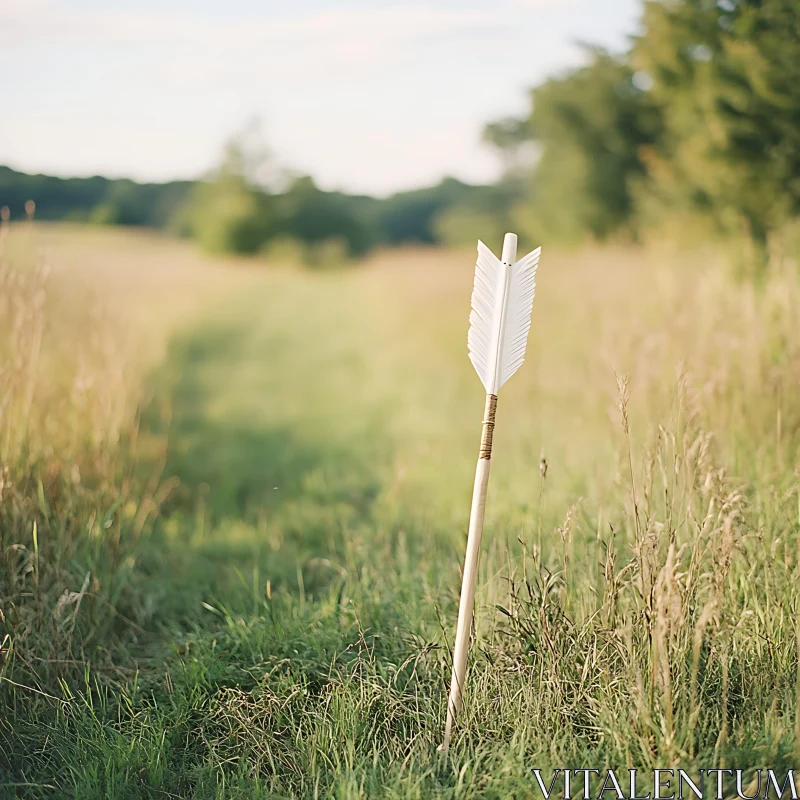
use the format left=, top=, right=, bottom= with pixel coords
left=468, top=240, right=541, bottom=394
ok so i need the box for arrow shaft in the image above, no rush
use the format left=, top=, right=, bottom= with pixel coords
left=440, top=393, right=497, bottom=751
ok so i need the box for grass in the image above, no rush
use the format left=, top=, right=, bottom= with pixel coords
left=1, top=223, right=800, bottom=797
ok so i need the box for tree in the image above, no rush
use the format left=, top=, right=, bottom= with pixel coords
left=179, top=124, right=276, bottom=255
left=634, top=0, right=800, bottom=256
left=521, top=48, right=663, bottom=241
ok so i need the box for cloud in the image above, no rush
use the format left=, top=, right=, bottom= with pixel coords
left=513, top=0, right=576, bottom=7
left=1, top=4, right=509, bottom=49
left=1, top=3, right=518, bottom=90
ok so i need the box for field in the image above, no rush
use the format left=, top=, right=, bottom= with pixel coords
left=2, top=224, right=800, bottom=798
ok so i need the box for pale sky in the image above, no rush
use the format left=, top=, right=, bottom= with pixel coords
left=1, top=0, right=641, bottom=195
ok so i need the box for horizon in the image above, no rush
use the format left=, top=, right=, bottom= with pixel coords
left=0, top=162, right=513, bottom=200
left=1, top=0, right=641, bottom=196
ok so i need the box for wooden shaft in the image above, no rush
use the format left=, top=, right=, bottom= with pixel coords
left=439, top=394, right=497, bottom=752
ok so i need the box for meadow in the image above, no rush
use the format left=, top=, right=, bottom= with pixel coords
left=1, top=222, right=800, bottom=798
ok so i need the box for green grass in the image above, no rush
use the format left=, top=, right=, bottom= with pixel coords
left=2, top=228, right=800, bottom=797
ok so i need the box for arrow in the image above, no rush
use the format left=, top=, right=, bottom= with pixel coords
left=439, top=232, right=542, bottom=751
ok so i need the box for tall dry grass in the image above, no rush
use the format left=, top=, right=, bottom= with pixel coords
left=0, top=220, right=165, bottom=698
left=465, top=242, right=800, bottom=772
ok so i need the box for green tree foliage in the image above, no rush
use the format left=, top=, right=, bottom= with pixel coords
left=432, top=181, right=522, bottom=247
left=480, top=0, right=799, bottom=261
left=182, top=176, right=272, bottom=255
left=635, top=0, right=800, bottom=251
left=523, top=48, right=663, bottom=242
left=179, top=135, right=276, bottom=255
left=0, top=166, right=192, bottom=226
left=372, top=178, right=488, bottom=245
left=0, top=163, right=507, bottom=259
left=490, top=0, right=800, bottom=257
left=179, top=131, right=377, bottom=261
left=276, top=176, right=373, bottom=258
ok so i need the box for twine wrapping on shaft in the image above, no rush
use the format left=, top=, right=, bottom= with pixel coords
left=479, top=394, right=498, bottom=459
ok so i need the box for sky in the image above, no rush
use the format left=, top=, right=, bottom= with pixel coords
left=1, top=0, right=642, bottom=195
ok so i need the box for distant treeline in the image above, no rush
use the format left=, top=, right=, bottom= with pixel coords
left=0, top=161, right=518, bottom=264
left=0, top=166, right=196, bottom=228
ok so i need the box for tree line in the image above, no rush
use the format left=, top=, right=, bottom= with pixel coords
left=0, top=154, right=514, bottom=265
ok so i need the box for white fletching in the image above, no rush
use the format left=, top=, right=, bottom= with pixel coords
left=468, top=232, right=541, bottom=394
